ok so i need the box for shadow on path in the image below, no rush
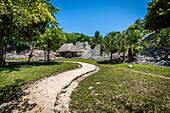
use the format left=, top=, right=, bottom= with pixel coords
left=1, top=90, right=37, bottom=113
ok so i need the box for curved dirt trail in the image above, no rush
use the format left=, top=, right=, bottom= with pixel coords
left=1, top=62, right=97, bottom=113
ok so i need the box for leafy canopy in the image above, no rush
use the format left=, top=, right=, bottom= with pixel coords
left=145, top=0, right=170, bottom=30
left=0, top=0, right=58, bottom=27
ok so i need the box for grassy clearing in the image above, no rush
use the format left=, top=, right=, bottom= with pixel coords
left=58, top=58, right=170, bottom=112
left=57, top=58, right=170, bottom=78
left=56, top=58, right=97, bottom=65
left=0, top=62, right=78, bottom=104
left=6, top=57, right=44, bottom=61
left=112, top=63, right=170, bottom=77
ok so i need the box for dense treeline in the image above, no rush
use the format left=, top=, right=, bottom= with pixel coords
left=64, top=30, right=102, bottom=49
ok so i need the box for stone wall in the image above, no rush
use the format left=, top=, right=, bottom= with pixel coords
left=132, top=55, right=170, bottom=67
left=75, top=41, right=110, bottom=61
left=6, top=50, right=57, bottom=59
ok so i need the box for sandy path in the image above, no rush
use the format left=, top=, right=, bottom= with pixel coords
left=1, top=62, right=97, bottom=113
left=56, top=66, right=100, bottom=113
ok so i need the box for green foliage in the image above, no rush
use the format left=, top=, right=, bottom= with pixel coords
left=125, top=29, right=142, bottom=61
left=124, top=19, right=150, bottom=61
left=63, top=31, right=103, bottom=49
left=101, top=32, right=120, bottom=61
left=0, top=0, right=57, bottom=26
left=145, top=27, right=170, bottom=59
left=0, top=0, right=59, bottom=65
left=38, top=28, right=66, bottom=50
left=36, top=27, right=66, bottom=61
left=145, top=0, right=170, bottom=30
left=101, top=19, right=148, bottom=62
left=93, top=31, right=102, bottom=44
left=65, top=32, right=80, bottom=44
left=158, top=28, right=170, bottom=59
left=0, top=0, right=58, bottom=38
left=65, top=32, right=95, bottom=48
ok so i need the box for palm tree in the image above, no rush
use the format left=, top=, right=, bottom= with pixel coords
left=127, top=30, right=142, bottom=61
left=118, top=32, right=128, bottom=62
left=101, top=32, right=120, bottom=62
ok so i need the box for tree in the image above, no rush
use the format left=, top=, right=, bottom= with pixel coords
left=145, top=0, right=170, bottom=30
left=126, top=30, right=142, bottom=61
left=100, top=19, right=149, bottom=62
left=37, top=28, right=66, bottom=62
left=102, top=32, right=120, bottom=62
left=93, top=31, right=102, bottom=45
left=124, top=19, right=149, bottom=61
left=65, top=33, right=80, bottom=44
left=0, top=0, right=58, bottom=65
left=118, top=32, right=128, bottom=62
left=65, top=32, right=94, bottom=48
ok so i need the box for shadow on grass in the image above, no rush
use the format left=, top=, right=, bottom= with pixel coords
left=97, top=60, right=122, bottom=65
left=0, top=60, right=60, bottom=72
left=0, top=79, right=37, bottom=112
left=0, top=79, right=26, bottom=104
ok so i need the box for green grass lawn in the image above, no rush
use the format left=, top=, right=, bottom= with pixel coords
left=58, top=58, right=170, bottom=113
left=0, top=62, right=78, bottom=104
left=112, top=63, right=170, bottom=77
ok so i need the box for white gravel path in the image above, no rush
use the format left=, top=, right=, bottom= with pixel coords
left=1, top=62, right=97, bottom=113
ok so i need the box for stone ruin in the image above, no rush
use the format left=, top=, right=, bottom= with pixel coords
left=132, top=55, right=170, bottom=66
left=75, top=41, right=109, bottom=61
left=6, top=50, right=57, bottom=60
left=133, top=46, right=170, bottom=67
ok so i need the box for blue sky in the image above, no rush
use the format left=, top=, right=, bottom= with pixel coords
left=51, top=0, right=151, bottom=36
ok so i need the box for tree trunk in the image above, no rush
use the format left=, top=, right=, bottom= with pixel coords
left=27, top=43, right=34, bottom=63
left=0, top=41, right=5, bottom=65
left=47, top=42, right=51, bottom=62
left=47, top=50, right=50, bottom=62
left=4, top=42, right=7, bottom=64
left=44, top=50, right=47, bottom=61
left=128, top=48, right=134, bottom=61
left=110, top=52, right=113, bottom=62
left=123, top=51, right=125, bottom=63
